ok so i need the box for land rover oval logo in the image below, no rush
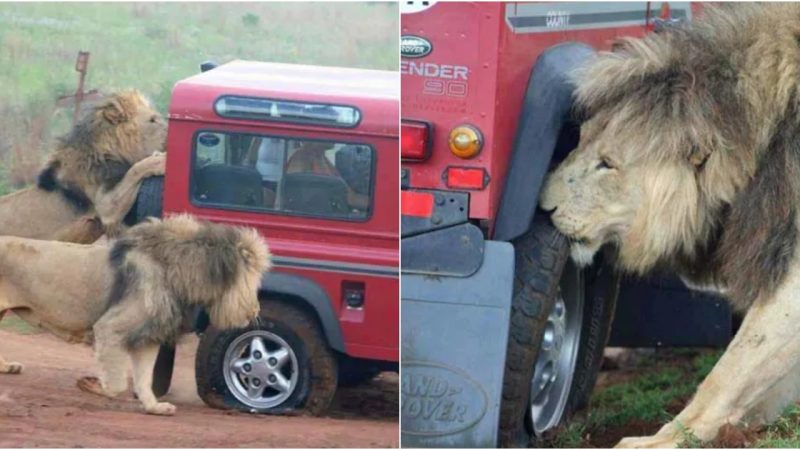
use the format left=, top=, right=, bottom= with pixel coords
left=401, top=361, right=488, bottom=436
left=401, top=35, right=432, bottom=58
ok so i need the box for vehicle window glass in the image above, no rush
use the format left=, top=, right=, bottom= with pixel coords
left=192, top=131, right=374, bottom=220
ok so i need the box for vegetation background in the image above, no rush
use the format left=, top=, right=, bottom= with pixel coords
left=0, top=2, right=397, bottom=194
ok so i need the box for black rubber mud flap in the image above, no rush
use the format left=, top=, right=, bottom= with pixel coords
left=494, top=43, right=595, bottom=242
left=152, top=345, right=176, bottom=397
left=401, top=241, right=514, bottom=447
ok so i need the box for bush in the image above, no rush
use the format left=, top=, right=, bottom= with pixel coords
left=242, top=13, right=259, bottom=27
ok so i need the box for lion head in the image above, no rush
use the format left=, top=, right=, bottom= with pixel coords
left=39, top=90, right=167, bottom=201
left=539, top=6, right=780, bottom=274
left=86, top=89, right=167, bottom=161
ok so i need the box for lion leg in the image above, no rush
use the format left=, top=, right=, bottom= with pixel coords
left=616, top=267, right=800, bottom=448
left=79, top=317, right=130, bottom=398
left=131, top=343, right=176, bottom=416
left=0, top=310, right=22, bottom=374
left=746, top=362, right=800, bottom=426
left=93, top=152, right=166, bottom=236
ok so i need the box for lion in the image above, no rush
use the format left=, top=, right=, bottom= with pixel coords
left=0, top=214, right=271, bottom=415
left=540, top=3, right=800, bottom=447
left=0, top=89, right=168, bottom=244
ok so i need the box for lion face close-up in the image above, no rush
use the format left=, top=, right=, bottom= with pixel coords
left=539, top=5, right=772, bottom=275
left=540, top=102, right=718, bottom=273
left=88, top=90, right=168, bottom=162
left=540, top=117, right=642, bottom=267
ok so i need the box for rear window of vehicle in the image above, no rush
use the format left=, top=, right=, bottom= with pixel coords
left=191, top=131, right=374, bottom=221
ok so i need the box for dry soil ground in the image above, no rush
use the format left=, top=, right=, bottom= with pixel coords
left=0, top=328, right=398, bottom=448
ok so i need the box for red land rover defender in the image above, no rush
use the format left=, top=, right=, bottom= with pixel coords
left=134, top=60, right=399, bottom=415
left=400, top=2, right=721, bottom=447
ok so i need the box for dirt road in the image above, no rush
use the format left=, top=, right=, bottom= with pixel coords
left=0, top=329, right=398, bottom=448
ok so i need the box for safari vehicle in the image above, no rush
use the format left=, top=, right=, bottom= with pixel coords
left=400, top=2, right=726, bottom=447
left=130, top=60, right=399, bottom=415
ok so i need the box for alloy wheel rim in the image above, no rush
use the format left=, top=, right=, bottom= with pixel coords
left=223, top=330, right=299, bottom=409
left=530, top=260, right=585, bottom=435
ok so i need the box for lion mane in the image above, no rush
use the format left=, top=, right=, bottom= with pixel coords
left=37, top=90, right=166, bottom=207
left=105, top=214, right=272, bottom=348
left=545, top=4, right=800, bottom=310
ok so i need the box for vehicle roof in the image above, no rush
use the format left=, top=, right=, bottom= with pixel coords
left=170, top=60, right=399, bottom=137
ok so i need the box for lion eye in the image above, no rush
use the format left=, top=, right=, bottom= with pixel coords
left=150, top=115, right=158, bottom=123
left=596, top=157, right=614, bottom=170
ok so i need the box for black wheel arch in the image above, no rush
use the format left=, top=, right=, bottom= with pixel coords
left=258, top=272, right=346, bottom=353
left=494, top=42, right=595, bottom=242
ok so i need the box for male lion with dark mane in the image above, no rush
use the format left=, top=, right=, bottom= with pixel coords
left=0, top=89, right=167, bottom=243
left=541, top=3, right=800, bottom=448
left=0, top=215, right=270, bottom=415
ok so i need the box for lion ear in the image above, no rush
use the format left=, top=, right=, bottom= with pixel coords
left=100, top=98, right=132, bottom=124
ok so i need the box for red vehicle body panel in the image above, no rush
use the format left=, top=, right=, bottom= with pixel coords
left=402, top=2, right=694, bottom=232
left=166, top=61, right=399, bottom=361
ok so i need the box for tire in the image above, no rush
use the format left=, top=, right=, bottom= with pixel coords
left=564, top=252, right=619, bottom=415
left=497, top=215, right=618, bottom=447
left=195, top=300, right=338, bottom=415
left=125, top=175, right=164, bottom=225
left=151, top=345, right=175, bottom=397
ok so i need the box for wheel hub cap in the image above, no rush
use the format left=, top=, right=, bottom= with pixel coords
left=223, top=330, right=299, bottom=409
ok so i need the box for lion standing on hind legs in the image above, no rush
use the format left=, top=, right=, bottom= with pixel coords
left=540, top=3, right=800, bottom=448
left=0, top=90, right=168, bottom=374
left=0, top=89, right=168, bottom=244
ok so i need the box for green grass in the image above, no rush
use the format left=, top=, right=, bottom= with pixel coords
left=0, top=2, right=397, bottom=187
left=547, top=349, right=800, bottom=448
left=589, top=366, right=694, bottom=427
left=755, top=405, right=800, bottom=448
left=587, top=350, right=723, bottom=430
left=542, top=350, right=722, bottom=447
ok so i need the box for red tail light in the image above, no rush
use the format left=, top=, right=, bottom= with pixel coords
left=401, top=190, right=434, bottom=217
left=402, top=120, right=430, bottom=161
left=445, top=167, right=488, bottom=190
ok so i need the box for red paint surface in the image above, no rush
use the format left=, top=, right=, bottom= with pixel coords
left=401, top=2, right=691, bottom=235
left=165, top=61, right=399, bottom=362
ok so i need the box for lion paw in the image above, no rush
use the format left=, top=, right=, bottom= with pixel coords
left=77, top=376, right=116, bottom=398
left=1, top=362, right=23, bottom=374
left=137, top=152, right=166, bottom=177
left=146, top=402, right=176, bottom=416
left=615, top=435, right=679, bottom=448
